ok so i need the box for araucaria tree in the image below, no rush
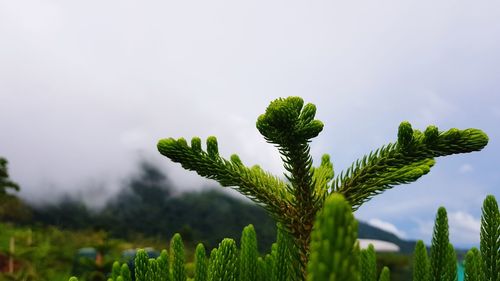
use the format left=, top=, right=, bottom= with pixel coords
left=157, top=96, right=488, bottom=280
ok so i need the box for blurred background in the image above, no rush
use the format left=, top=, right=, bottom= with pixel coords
left=0, top=1, right=499, bottom=280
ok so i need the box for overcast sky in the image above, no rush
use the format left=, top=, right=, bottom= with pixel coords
left=1, top=1, right=499, bottom=248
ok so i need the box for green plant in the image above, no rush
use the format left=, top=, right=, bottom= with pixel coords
left=306, top=194, right=360, bottom=281
left=273, top=225, right=296, bottom=281
left=378, top=267, right=390, bottom=281
left=413, top=240, right=430, bottom=281
left=445, top=243, right=458, bottom=281
left=431, top=207, right=449, bottom=281
left=426, top=196, right=499, bottom=281
left=135, top=249, right=149, bottom=281
left=464, top=248, right=482, bottom=281
left=146, top=259, right=160, bottom=281
left=194, top=244, right=207, bottom=281
left=157, top=250, right=170, bottom=281
left=170, top=233, right=186, bottom=281
left=121, top=264, right=133, bottom=281
left=157, top=96, right=488, bottom=279
left=68, top=194, right=500, bottom=281
left=112, top=261, right=121, bottom=280
left=481, top=195, right=500, bottom=281
left=361, top=244, right=377, bottom=281
left=208, top=238, right=239, bottom=281
left=239, top=225, right=257, bottom=281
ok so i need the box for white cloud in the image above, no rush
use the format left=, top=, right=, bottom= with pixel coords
left=368, top=218, right=407, bottom=239
left=449, top=211, right=481, bottom=246
left=416, top=219, right=434, bottom=236
left=413, top=211, right=480, bottom=247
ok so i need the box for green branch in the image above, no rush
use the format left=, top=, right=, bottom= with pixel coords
left=256, top=97, right=323, bottom=209
left=157, top=136, right=293, bottom=217
left=334, top=122, right=488, bottom=210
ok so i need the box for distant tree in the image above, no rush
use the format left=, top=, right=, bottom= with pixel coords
left=0, top=157, right=19, bottom=194
left=32, top=196, right=93, bottom=228
left=101, top=161, right=174, bottom=236
left=0, top=157, right=31, bottom=222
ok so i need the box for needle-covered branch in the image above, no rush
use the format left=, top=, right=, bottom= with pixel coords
left=256, top=97, right=326, bottom=273
left=334, top=122, right=488, bottom=210
left=311, top=154, right=334, bottom=206
left=256, top=97, right=324, bottom=210
left=157, top=136, right=293, bottom=218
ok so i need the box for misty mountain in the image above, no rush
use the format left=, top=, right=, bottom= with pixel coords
left=27, top=161, right=416, bottom=253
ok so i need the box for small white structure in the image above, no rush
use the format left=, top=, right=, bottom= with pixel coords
left=358, top=239, right=400, bottom=252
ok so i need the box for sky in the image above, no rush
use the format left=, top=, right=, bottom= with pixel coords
left=1, top=1, right=499, bottom=248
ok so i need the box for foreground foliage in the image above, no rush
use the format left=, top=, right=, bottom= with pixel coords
left=68, top=194, right=499, bottom=281
left=0, top=223, right=120, bottom=281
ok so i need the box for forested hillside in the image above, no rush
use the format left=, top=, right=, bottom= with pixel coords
left=28, top=162, right=416, bottom=253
